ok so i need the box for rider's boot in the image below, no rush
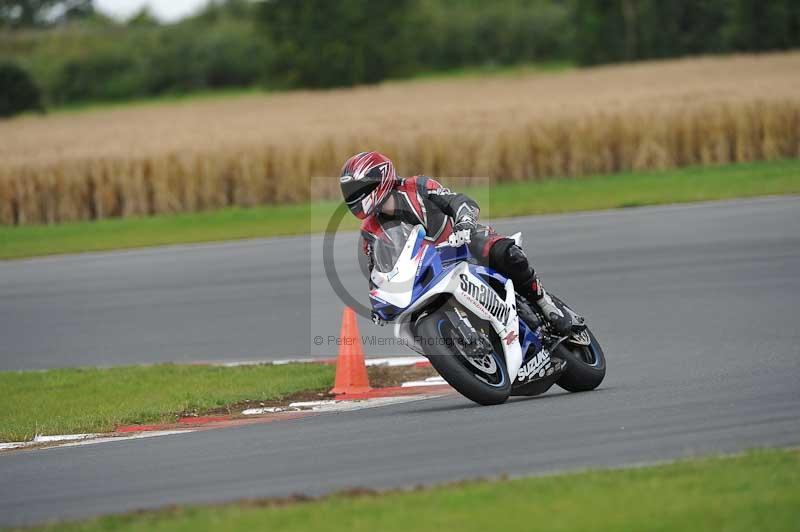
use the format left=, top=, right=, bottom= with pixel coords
left=479, top=235, right=585, bottom=335
left=521, top=274, right=583, bottom=336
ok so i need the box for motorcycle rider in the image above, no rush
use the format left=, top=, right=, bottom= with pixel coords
left=339, top=151, right=582, bottom=335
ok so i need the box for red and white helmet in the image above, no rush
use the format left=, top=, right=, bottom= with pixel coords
left=339, top=151, right=396, bottom=219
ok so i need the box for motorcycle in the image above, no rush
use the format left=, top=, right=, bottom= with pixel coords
left=369, top=221, right=606, bottom=405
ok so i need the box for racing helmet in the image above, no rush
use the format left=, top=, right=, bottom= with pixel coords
left=339, top=151, right=397, bottom=219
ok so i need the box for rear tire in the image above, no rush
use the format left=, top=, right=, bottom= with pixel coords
left=555, top=327, right=606, bottom=392
left=415, top=311, right=511, bottom=406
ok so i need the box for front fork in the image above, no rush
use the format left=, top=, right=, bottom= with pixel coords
left=442, top=306, right=493, bottom=357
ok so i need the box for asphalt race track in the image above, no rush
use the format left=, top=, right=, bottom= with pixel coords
left=3, top=196, right=799, bottom=370
left=1, top=196, right=799, bottom=526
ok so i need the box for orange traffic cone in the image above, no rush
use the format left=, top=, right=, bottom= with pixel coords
left=330, top=307, right=372, bottom=396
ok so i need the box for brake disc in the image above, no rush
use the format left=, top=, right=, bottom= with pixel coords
left=465, top=351, right=497, bottom=374
left=453, top=332, right=497, bottom=374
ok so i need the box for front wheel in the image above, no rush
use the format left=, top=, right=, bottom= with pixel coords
left=415, top=310, right=511, bottom=406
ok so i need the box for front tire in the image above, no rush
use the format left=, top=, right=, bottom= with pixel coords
left=415, top=311, right=511, bottom=406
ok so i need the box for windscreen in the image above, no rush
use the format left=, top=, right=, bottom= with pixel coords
left=372, top=222, right=416, bottom=273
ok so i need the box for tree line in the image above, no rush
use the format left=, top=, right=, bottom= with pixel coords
left=1, top=0, right=798, bottom=116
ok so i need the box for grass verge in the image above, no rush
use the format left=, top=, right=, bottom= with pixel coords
left=0, top=363, right=335, bottom=442
left=2, top=160, right=799, bottom=260
left=0, top=364, right=438, bottom=442
left=21, top=449, right=800, bottom=532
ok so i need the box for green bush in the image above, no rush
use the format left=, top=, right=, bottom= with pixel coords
left=725, top=0, right=800, bottom=52
left=259, top=0, right=571, bottom=88
left=52, top=49, right=142, bottom=103
left=571, top=0, right=800, bottom=66
left=412, top=0, right=570, bottom=70
left=145, top=23, right=268, bottom=94
left=42, top=20, right=268, bottom=104
left=260, top=0, right=415, bottom=88
left=0, top=61, right=43, bottom=117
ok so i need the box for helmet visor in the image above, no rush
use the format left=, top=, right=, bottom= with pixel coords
left=341, top=175, right=380, bottom=210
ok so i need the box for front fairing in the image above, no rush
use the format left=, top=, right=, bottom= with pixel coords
left=370, top=226, right=423, bottom=309
left=370, top=224, right=434, bottom=317
left=370, top=224, right=470, bottom=318
left=368, top=222, right=539, bottom=383
left=390, top=261, right=525, bottom=381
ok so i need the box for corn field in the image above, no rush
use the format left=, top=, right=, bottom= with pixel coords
left=1, top=52, right=799, bottom=225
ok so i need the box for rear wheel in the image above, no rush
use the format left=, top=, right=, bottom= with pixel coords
left=415, top=310, right=511, bottom=406
left=555, top=327, right=606, bottom=392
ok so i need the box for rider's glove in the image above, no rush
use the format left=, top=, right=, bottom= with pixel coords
left=449, top=207, right=477, bottom=247
left=448, top=228, right=472, bottom=248
left=371, top=311, right=386, bottom=326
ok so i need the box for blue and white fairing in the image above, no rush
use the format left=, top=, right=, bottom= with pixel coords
left=368, top=223, right=544, bottom=383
